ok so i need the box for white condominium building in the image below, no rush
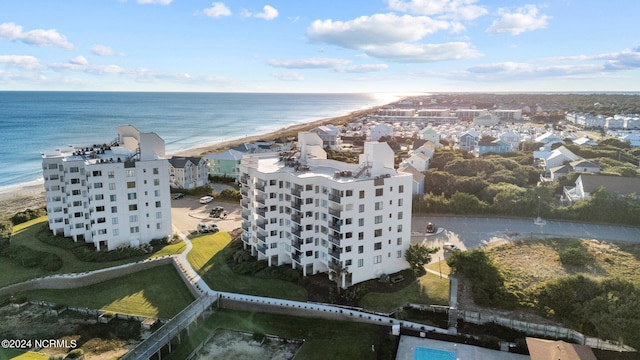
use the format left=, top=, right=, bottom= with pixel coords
left=239, top=132, right=413, bottom=288
left=42, top=125, right=172, bottom=251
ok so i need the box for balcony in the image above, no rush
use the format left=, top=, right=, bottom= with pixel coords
left=291, top=212, right=302, bottom=224
left=329, top=220, right=342, bottom=231
left=241, top=232, right=251, bottom=244
left=292, top=239, right=302, bottom=250
left=256, top=207, right=266, bottom=218
left=291, top=201, right=301, bottom=210
left=291, top=252, right=301, bottom=263
left=329, top=247, right=341, bottom=260
left=255, top=195, right=266, bottom=206
left=255, top=182, right=265, bottom=192
left=257, top=243, right=267, bottom=255
left=291, top=188, right=301, bottom=197
left=328, top=234, right=341, bottom=246
left=328, top=207, right=341, bottom=217
left=328, top=193, right=341, bottom=204
left=257, top=220, right=267, bottom=231
left=240, top=176, right=248, bottom=185
left=293, top=225, right=304, bottom=237
left=241, top=221, right=250, bottom=232
left=240, top=198, right=249, bottom=209
left=256, top=232, right=267, bottom=242
left=240, top=187, right=248, bottom=196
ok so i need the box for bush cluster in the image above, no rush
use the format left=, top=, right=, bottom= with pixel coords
left=10, top=207, right=47, bottom=225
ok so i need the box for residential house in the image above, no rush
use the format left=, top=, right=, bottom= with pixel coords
left=400, top=152, right=430, bottom=172
left=564, top=174, right=640, bottom=202
left=311, top=125, right=340, bottom=149
left=478, top=138, right=509, bottom=155
left=458, top=131, right=480, bottom=152
left=168, top=156, right=209, bottom=189
left=499, top=131, right=521, bottom=151
left=204, top=149, right=245, bottom=182
left=369, top=123, right=394, bottom=141
left=535, top=132, right=564, bottom=151
left=573, top=137, right=597, bottom=146
left=42, top=125, right=172, bottom=251
left=535, top=146, right=582, bottom=173
left=621, top=134, right=640, bottom=147
left=420, top=127, right=440, bottom=147
left=398, top=164, right=425, bottom=195
left=569, top=159, right=601, bottom=174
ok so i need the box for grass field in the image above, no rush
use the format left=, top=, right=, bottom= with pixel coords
left=15, top=264, right=194, bottom=318
left=359, top=272, right=450, bottom=312
left=164, top=309, right=396, bottom=360
left=186, top=233, right=308, bottom=301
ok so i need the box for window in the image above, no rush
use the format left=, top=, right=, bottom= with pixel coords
left=345, top=246, right=352, bottom=252
left=127, top=193, right=137, bottom=200
left=359, top=190, right=365, bottom=198
left=345, top=218, right=352, bottom=225
left=358, top=218, right=364, bottom=226
left=110, top=194, right=117, bottom=202
left=71, top=189, right=81, bottom=196
left=126, top=169, right=135, bottom=177
left=358, top=259, right=364, bottom=267
left=48, top=163, right=57, bottom=170
left=95, top=182, right=103, bottom=189
left=305, top=197, right=313, bottom=204
left=95, top=194, right=104, bottom=200
left=373, top=255, right=382, bottom=264
left=306, top=184, right=313, bottom=191
left=398, top=211, right=403, bottom=220
left=374, top=215, right=383, bottom=224
left=96, top=206, right=105, bottom=212
left=358, top=245, right=364, bottom=254
left=345, top=232, right=353, bottom=238
left=112, top=217, right=118, bottom=225
left=398, top=199, right=403, bottom=206
left=374, top=229, right=382, bottom=237
left=97, top=229, right=107, bottom=235
left=154, top=179, right=160, bottom=186
left=155, top=190, right=160, bottom=197
left=129, top=204, right=138, bottom=211
left=397, top=250, right=402, bottom=258
left=399, top=185, right=404, bottom=193
left=129, top=215, right=138, bottom=222
left=374, top=242, right=382, bottom=250
left=397, top=224, right=402, bottom=232
left=130, top=226, right=139, bottom=233
left=74, top=212, right=83, bottom=218
left=345, top=259, right=352, bottom=266
left=72, top=201, right=82, bottom=206
left=69, top=167, right=79, bottom=173
left=346, top=190, right=353, bottom=196
left=97, top=217, right=106, bottom=223
left=111, top=206, right=117, bottom=213
left=375, top=202, right=383, bottom=210
left=155, top=201, right=161, bottom=208
left=153, top=167, right=159, bottom=175
left=108, top=171, right=115, bottom=179
left=358, top=232, right=364, bottom=240
left=375, top=188, right=383, bottom=196
left=127, top=181, right=136, bottom=188
left=397, top=237, right=402, bottom=245
left=359, top=204, right=365, bottom=213
left=109, top=183, right=116, bottom=190
left=69, top=178, right=79, bottom=184
left=113, top=229, right=119, bottom=236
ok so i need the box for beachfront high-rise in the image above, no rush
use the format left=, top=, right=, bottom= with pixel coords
left=239, top=132, right=413, bottom=287
left=41, top=125, right=172, bottom=251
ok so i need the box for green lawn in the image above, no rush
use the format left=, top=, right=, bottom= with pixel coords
left=426, top=259, right=451, bottom=276
left=359, top=272, right=450, bottom=312
left=186, top=233, right=307, bottom=301
left=15, top=264, right=194, bottom=318
left=0, top=349, right=48, bottom=360
left=164, top=309, right=396, bottom=360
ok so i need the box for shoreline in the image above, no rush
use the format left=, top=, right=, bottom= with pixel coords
left=0, top=105, right=383, bottom=202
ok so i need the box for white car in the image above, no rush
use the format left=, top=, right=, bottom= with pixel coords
left=199, top=196, right=214, bottom=204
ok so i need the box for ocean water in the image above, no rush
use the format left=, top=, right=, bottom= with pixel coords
left=0, top=92, right=398, bottom=189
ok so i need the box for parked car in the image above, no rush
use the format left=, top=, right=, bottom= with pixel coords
left=199, top=195, right=214, bottom=204
left=443, top=242, right=460, bottom=251
left=209, top=224, right=219, bottom=233
left=172, top=193, right=184, bottom=200
left=426, top=222, right=436, bottom=233
left=209, top=206, right=224, bottom=218
left=198, top=223, right=209, bottom=233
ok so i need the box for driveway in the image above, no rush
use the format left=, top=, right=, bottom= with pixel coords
left=411, top=216, right=640, bottom=254
left=171, top=196, right=242, bottom=235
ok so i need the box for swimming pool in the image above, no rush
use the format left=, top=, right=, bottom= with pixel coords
left=414, top=346, right=457, bottom=360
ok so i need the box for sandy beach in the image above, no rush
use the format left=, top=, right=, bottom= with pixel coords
left=0, top=106, right=379, bottom=208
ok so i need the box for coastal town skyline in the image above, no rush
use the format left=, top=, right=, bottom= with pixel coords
left=1, top=0, right=639, bottom=93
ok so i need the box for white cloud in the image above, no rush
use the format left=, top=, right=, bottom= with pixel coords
left=137, top=0, right=172, bottom=5
left=267, top=57, right=350, bottom=69
left=255, top=5, right=279, bottom=20
left=272, top=72, right=304, bottom=81
left=0, top=55, right=41, bottom=70
left=69, top=56, right=88, bottom=66
left=364, top=42, right=482, bottom=63
left=0, top=22, right=73, bottom=49
left=486, top=5, right=550, bottom=35
left=242, top=5, right=279, bottom=20
left=307, top=13, right=450, bottom=49
left=340, top=64, right=389, bottom=73
left=387, top=0, right=488, bottom=20
left=203, top=2, right=232, bottom=18
left=91, top=44, right=123, bottom=56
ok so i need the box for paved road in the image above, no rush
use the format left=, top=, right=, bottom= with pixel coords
left=411, top=216, right=640, bottom=253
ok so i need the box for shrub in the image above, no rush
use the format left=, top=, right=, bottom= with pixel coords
left=559, top=242, right=593, bottom=267
left=65, top=349, right=84, bottom=359
left=11, top=207, right=47, bottom=225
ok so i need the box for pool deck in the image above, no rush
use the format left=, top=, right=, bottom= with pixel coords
left=395, top=336, right=531, bottom=360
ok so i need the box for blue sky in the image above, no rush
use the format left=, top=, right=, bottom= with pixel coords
left=1, top=0, right=639, bottom=93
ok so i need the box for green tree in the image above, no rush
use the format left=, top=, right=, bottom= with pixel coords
left=449, top=192, right=486, bottom=214
left=404, top=244, right=438, bottom=275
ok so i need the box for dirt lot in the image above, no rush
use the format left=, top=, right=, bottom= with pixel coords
left=196, top=329, right=302, bottom=360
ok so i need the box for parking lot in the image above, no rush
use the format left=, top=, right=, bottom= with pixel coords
left=170, top=196, right=242, bottom=235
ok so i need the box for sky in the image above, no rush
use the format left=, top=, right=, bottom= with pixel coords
left=1, top=0, right=640, bottom=93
